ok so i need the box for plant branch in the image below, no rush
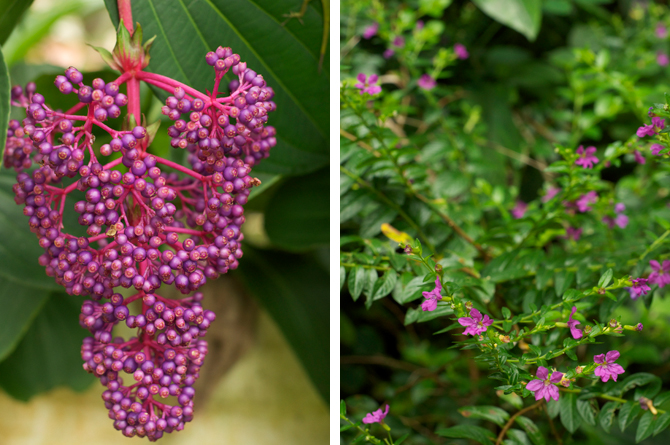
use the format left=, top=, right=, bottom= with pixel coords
left=496, top=400, right=544, bottom=445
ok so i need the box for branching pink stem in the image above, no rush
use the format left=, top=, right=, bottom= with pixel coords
left=118, top=0, right=134, bottom=34
left=153, top=156, right=205, bottom=181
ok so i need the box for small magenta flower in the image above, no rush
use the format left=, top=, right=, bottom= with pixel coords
left=594, top=351, right=625, bottom=382
left=454, top=43, right=469, bottom=60
left=458, top=308, right=493, bottom=336
left=355, top=73, right=382, bottom=96
left=638, top=124, right=657, bottom=138
left=392, top=36, right=405, bottom=48
left=575, top=145, right=599, bottom=169
left=421, top=279, right=443, bottom=312
left=657, top=23, right=668, bottom=38
left=636, top=323, right=644, bottom=331
left=576, top=191, right=597, bottom=212
left=511, top=200, right=528, bottom=219
left=362, top=404, right=389, bottom=424
left=566, top=227, right=583, bottom=241
left=416, top=20, right=424, bottom=30
left=651, top=144, right=665, bottom=155
left=526, top=367, right=563, bottom=401
left=649, top=260, right=670, bottom=288
left=362, top=23, right=379, bottom=39
left=417, top=74, right=436, bottom=91
left=615, top=203, right=625, bottom=213
left=629, top=278, right=651, bottom=300
left=567, top=306, right=583, bottom=339
left=634, top=149, right=646, bottom=164
left=653, top=117, right=666, bottom=130
left=542, top=187, right=560, bottom=203
left=383, top=49, right=394, bottom=59
left=658, top=52, right=669, bottom=67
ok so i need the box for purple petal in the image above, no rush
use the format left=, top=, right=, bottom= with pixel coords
left=570, top=326, right=583, bottom=339
left=650, top=260, right=661, bottom=272
left=536, top=366, right=549, bottom=380
left=526, top=380, right=544, bottom=391
left=534, top=390, right=545, bottom=401
left=601, top=372, right=611, bottom=383
left=586, top=146, right=597, bottom=155
left=357, top=73, right=367, bottom=83
left=382, top=405, right=389, bottom=416
left=458, top=317, right=475, bottom=327
left=594, top=353, right=605, bottom=364
left=663, top=260, right=670, bottom=271
left=469, top=308, right=482, bottom=322
left=606, top=350, right=620, bottom=363
left=434, top=279, right=442, bottom=292
left=608, top=363, right=625, bottom=375
left=576, top=146, right=585, bottom=155
left=550, top=371, right=563, bottom=383
left=368, top=74, right=378, bottom=84
left=548, top=385, right=560, bottom=401
left=594, top=366, right=604, bottom=377
left=481, top=315, right=494, bottom=327
left=422, top=299, right=437, bottom=312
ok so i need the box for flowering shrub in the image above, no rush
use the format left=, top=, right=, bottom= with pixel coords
left=341, top=0, right=670, bottom=443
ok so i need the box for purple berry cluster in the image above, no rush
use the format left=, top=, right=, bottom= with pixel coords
left=161, top=46, right=277, bottom=168
left=3, top=47, right=275, bottom=440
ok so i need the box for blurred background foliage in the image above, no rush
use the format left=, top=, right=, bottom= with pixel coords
left=0, top=0, right=328, bottom=442
left=341, top=0, right=670, bottom=443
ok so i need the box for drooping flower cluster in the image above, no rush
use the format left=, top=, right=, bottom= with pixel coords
left=4, top=39, right=276, bottom=440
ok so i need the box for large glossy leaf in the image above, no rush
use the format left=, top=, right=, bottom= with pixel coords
left=0, top=0, right=33, bottom=44
left=459, top=405, right=510, bottom=426
left=105, top=0, right=329, bottom=175
left=472, top=0, right=542, bottom=41
left=0, top=276, right=49, bottom=362
left=0, top=49, right=9, bottom=165
left=559, top=391, right=582, bottom=433
left=232, top=246, right=328, bottom=402
left=0, top=293, right=95, bottom=400
left=264, top=168, right=329, bottom=251
left=436, top=425, right=495, bottom=445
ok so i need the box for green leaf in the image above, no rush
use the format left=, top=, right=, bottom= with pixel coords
left=576, top=400, right=597, bottom=426
left=598, top=268, right=613, bottom=288
left=340, top=266, right=346, bottom=291
left=598, top=401, right=619, bottom=433
left=0, top=0, right=33, bottom=44
left=0, top=277, right=50, bottom=362
left=559, top=391, right=582, bottom=433
left=0, top=173, right=62, bottom=290
left=340, top=400, right=346, bottom=416
left=371, top=270, right=397, bottom=301
left=394, top=433, right=410, bottom=445
left=654, top=412, right=670, bottom=436
left=232, top=247, right=328, bottom=402
left=459, top=405, right=510, bottom=427
left=619, top=402, right=642, bottom=433
left=636, top=411, right=656, bottom=443
left=392, top=275, right=426, bottom=304
left=554, top=270, right=574, bottom=297
left=110, top=0, right=329, bottom=175
left=472, top=0, right=542, bottom=41
left=515, top=416, right=545, bottom=445
left=347, top=266, right=366, bottom=301
left=404, top=305, right=454, bottom=325
left=0, top=293, right=95, bottom=400
left=0, top=48, right=10, bottom=169
left=619, top=373, right=662, bottom=399
left=502, top=307, right=511, bottom=319
left=436, top=425, right=495, bottom=445
left=264, top=169, right=328, bottom=250
left=505, top=429, right=532, bottom=445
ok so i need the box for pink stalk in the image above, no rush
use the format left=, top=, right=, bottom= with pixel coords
left=153, top=156, right=205, bottom=181
left=127, top=76, right=141, bottom=127
left=165, top=226, right=208, bottom=236
left=136, top=71, right=210, bottom=103
left=118, top=0, right=134, bottom=34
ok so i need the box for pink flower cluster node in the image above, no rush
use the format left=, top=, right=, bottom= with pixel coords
left=629, top=278, right=650, bottom=300
left=454, top=43, right=469, bottom=60
left=511, top=201, right=528, bottom=219
left=362, top=405, right=389, bottom=424
left=574, top=145, right=599, bottom=169
left=651, top=144, right=665, bottom=155
left=567, top=306, right=582, bottom=339
left=421, top=279, right=443, bottom=312
left=542, top=187, right=560, bottom=203
left=417, top=74, right=436, bottom=91
left=355, top=74, right=382, bottom=96
left=458, top=308, right=493, bottom=336
left=649, top=260, right=670, bottom=288
left=362, top=23, right=379, bottom=39
left=576, top=191, right=597, bottom=212
left=594, top=350, right=625, bottom=382
left=526, top=366, right=563, bottom=401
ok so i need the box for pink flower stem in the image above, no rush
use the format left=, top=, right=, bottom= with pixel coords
left=140, top=77, right=195, bottom=101
left=92, top=120, right=119, bottom=137
left=117, top=0, right=134, bottom=34
left=114, top=71, right=132, bottom=86
left=153, top=156, right=205, bottom=181
left=136, top=71, right=209, bottom=102
left=127, top=75, right=141, bottom=128
left=165, top=226, right=208, bottom=236
left=64, top=102, right=87, bottom=115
